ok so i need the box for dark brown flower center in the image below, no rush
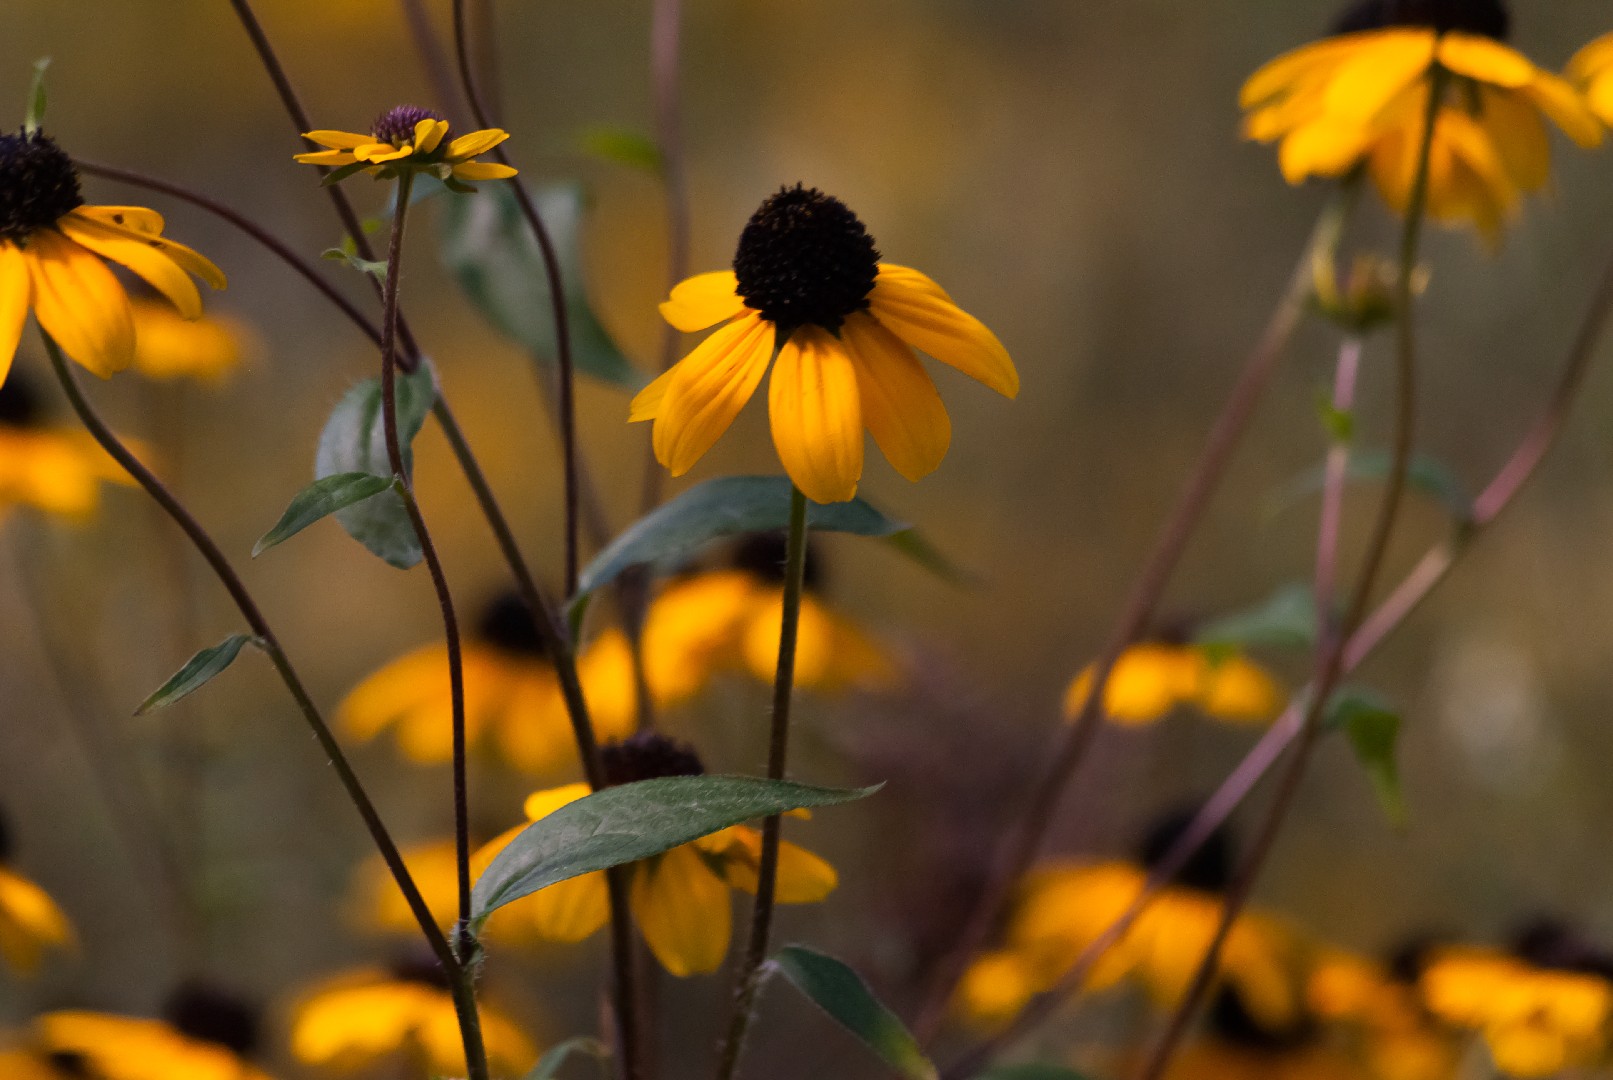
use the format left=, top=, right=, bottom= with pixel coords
left=391, top=953, right=453, bottom=990
left=0, top=130, right=82, bottom=243
left=600, top=732, right=705, bottom=787
left=476, top=592, right=549, bottom=660
left=1331, top=0, right=1509, bottom=40
left=1137, top=807, right=1232, bottom=894
left=163, top=981, right=259, bottom=1056
left=728, top=531, right=824, bottom=592
left=1511, top=917, right=1613, bottom=980
left=371, top=105, right=445, bottom=148
left=0, top=373, right=43, bottom=428
left=733, top=184, right=880, bottom=335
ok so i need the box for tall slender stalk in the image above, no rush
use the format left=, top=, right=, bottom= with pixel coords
left=715, top=486, right=810, bottom=1080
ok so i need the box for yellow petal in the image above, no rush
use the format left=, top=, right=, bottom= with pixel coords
left=654, top=311, right=774, bottom=476
left=1239, top=33, right=1379, bottom=109
left=514, top=870, right=611, bottom=942
left=58, top=215, right=202, bottom=319
left=302, top=129, right=373, bottom=150
left=337, top=644, right=447, bottom=743
left=66, top=209, right=227, bottom=291
left=25, top=229, right=134, bottom=377
left=1568, top=32, right=1613, bottom=85
left=450, top=161, right=518, bottom=181
left=1197, top=654, right=1283, bottom=724
left=0, top=868, right=73, bottom=974
left=631, top=844, right=732, bottom=976
left=446, top=128, right=510, bottom=160
left=578, top=628, right=640, bottom=739
left=711, top=827, right=838, bottom=903
left=356, top=143, right=414, bottom=164
left=523, top=782, right=594, bottom=821
left=1322, top=30, right=1436, bottom=126
left=630, top=364, right=676, bottom=422
left=491, top=667, right=573, bottom=774
left=72, top=206, right=164, bottom=235
left=1479, top=86, right=1551, bottom=193
left=640, top=571, right=761, bottom=702
left=874, top=262, right=954, bottom=302
left=1063, top=644, right=1200, bottom=725
left=659, top=270, right=747, bottom=333
left=869, top=266, right=1017, bottom=398
left=842, top=312, right=951, bottom=483
left=768, top=325, right=863, bottom=504
left=1436, top=34, right=1535, bottom=89
left=0, top=243, right=31, bottom=388
left=294, top=149, right=359, bottom=166
left=1521, top=72, right=1605, bottom=149
left=1277, top=117, right=1376, bottom=183
left=413, top=118, right=449, bottom=154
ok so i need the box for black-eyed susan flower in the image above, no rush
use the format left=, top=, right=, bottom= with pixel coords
left=293, top=106, right=518, bottom=188
left=0, top=809, right=73, bottom=976
left=36, top=983, right=275, bottom=1080
left=129, top=298, right=249, bottom=383
left=0, top=374, right=132, bottom=525
left=1241, top=0, right=1603, bottom=242
left=472, top=733, right=837, bottom=977
left=1569, top=32, right=1613, bottom=128
left=957, top=812, right=1302, bottom=1030
left=290, top=957, right=536, bottom=1077
left=631, top=184, right=1017, bottom=504
left=0, top=129, right=225, bottom=383
left=1306, top=944, right=1459, bottom=1080
left=339, top=591, right=636, bottom=773
left=1063, top=641, right=1283, bottom=727
left=1155, top=986, right=1368, bottom=1080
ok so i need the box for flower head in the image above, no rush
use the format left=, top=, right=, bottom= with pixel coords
left=293, top=106, right=518, bottom=188
left=632, top=184, right=1017, bottom=504
left=0, top=807, right=74, bottom=975
left=0, top=130, right=226, bottom=385
left=35, top=983, right=274, bottom=1080
left=0, top=373, right=133, bottom=524
left=1063, top=641, right=1283, bottom=726
left=1241, top=0, right=1602, bottom=242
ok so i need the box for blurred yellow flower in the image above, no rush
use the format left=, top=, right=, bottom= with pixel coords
left=129, top=299, right=250, bottom=383
left=0, top=1046, right=81, bottom=1080
left=294, top=106, right=517, bottom=188
left=1307, top=947, right=1459, bottom=1080
left=472, top=734, right=837, bottom=977
left=349, top=839, right=461, bottom=938
left=1, top=130, right=225, bottom=385
left=632, top=184, right=1017, bottom=504
left=36, top=984, right=273, bottom=1080
left=338, top=591, right=636, bottom=773
left=1154, top=986, right=1369, bottom=1080
left=1569, top=31, right=1613, bottom=127
left=0, top=374, right=133, bottom=524
left=1063, top=642, right=1283, bottom=726
left=0, top=811, right=73, bottom=975
left=1241, top=0, right=1601, bottom=241
left=290, top=962, right=535, bottom=1077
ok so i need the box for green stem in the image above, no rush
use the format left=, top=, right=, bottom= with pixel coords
left=716, top=485, right=810, bottom=1080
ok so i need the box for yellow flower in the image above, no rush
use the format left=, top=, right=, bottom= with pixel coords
left=294, top=106, right=518, bottom=188
left=631, top=184, right=1017, bottom=504
left=1569, top=32, right=1613, bottom=127
left=1147, top=985, right=1370, bottom=1080
left=129, top=299, right=250, bottom=383
left=0, top=811, right=74, bottom=975
left=472, top=734, right=838, bottom=977
left=289, top=962, right=536, bottom=1077
left=338, top=591, right=636, bottom=773
left=1307, top=947, right=1459, bottom=1080
left=1241, top=1, right=1602, bottom=241
left=1063, top=643, right=1283, bottom=726
left=0, top=374, right=134, bottom=524
left=36, top=984, right=275, bottom=1080
left=0, top=130, right=226, bottom=385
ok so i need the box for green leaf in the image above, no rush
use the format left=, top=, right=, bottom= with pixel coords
left=1194, top=583, right=1317, bottom=652
left=1315, top=393, right=1354, bottom=443
left=579, top=126, right=663, bottom=173
left=1267, top=450, right=1473, bottom=523
left=1325, top=688, right=1406, bottom=828
left=313, top=365, right=436, bottom=569
left=24, top=57, right=50, bottom=135
left=253, top=472, right=396, bottom=557
left=522, top=1036, right=609, bottom=1080
left=972, top=1067, right=1095, bottom=1080
left=136, top=634, right=258, bottom=715
left=473, top=776, right=878, bottom=922
left=439, top=181, right=646, bottom=390
left=772, top=946, right=936, bottom=1080
left=571, top=475, right=957, bottom=610
left=321, top=246, right=388, bottom=283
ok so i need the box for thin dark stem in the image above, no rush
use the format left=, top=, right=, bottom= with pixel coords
left=449, top=0, right=583, bottom=595
left=716, top=486, right=809, bottom=1080
left=399, top=0, right=469, bottom=120
left=40, top=332, right=458, bottom=979
left=913, top=190, right=1355, bottom=1040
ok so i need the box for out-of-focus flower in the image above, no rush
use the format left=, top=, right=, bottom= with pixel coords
left=1241, top=0, right=1602, bottom=242
left=1568, top=32, right=1613, bottom=127
left=294, top=106, right=517, bottom=188
left=35, top=983, right=274, bottom=1080
left=129, top=299, right=250, bottom=384
left=1063, top=642, right=1283, bottom=726
left=289, top=959, right=535, bottom=1077
left=338, top=591, right=636, bottom=773
left=349, top=839, right=460, bottom=938
left=632, top=183, right=1017, bottom=503
left=1307, top=946, right=1459, bottom=1080
left=0, top=130, right=225, bottom=384
left=0, top=374, right=132, bottom=524
left=957, top=813, right=1303, bottom=1029
left=1157, top=986, right=1370, bottom=1080
left=0, top=809, right=73, bottom=975
left=0, top=1044, right=88, bottom=1080
left=472, top=733, right=837, bottom=976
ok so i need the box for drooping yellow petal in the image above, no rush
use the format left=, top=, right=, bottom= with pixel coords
left=290, top=976, right=437, bottom=1067
left=653, top=311, right=774, bottom=476
left=450, top=161, right=519, bottom=181
left=293, top=149, right=359, bottom=167
left=1520, top=72, right=1605, bottom=149
left=446, top=128, right=510, bottom=160
left=0, top=243, right=31, bottom=386
left=491, top=665, right=573, bottom=774
left=355, top=142, right=414, bottom=164
left=302, top=129, right=374, bottom=150
left=129, top=300, right=246, bottom=383
left=1321, top=30, right=1435, bottom=126
left=523, top=782, right=594, bottom=821
left=629, top=365, right=677, bottom=422
left=659, top=271, right=747, bottom=333
left=578, top=628, right=641, bottom=739
left=352, top=839, right=460, bottom=935
left=1436, top=34, right=1535, bottom=89
left=514, top=870, right=612, bottom=943
left=338, top=644, right=449, bottom=743
left=707, top=826, right=838, bottom=903
left=66, top=209, right=227, bottom=291
left=25, top=229, right=134, bottom=377
left=640, top=570, right=761, bottom=702
left=841, top=312, right=951, bottom=483
left=1479, top=86, right=1551, bottom=194
left=1277, top=117, right=1377, bottom=183
left=58, top=215, right=202, bottom=319
left=71, top=206, right=164, bottom=235
left=768, top=325, right=863, bottom=504
left=1567, top=32, right=1613, bottom=86
left=869, top=266, right=1017, bottom=398
left=0, top=868, right=73, bottom=974
left=630, top=844, right=732, bottom=976
left=1239, top=33, right=1381, bottom=109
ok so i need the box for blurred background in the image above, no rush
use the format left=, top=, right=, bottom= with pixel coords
left=4, top=0, right=1613, bottom=1075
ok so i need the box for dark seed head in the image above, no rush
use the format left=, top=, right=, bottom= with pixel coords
left=0, top=130, right=83, bottom=244
left=46, top=1052, right=94, bottom=1078
left=1510, top=916, right=1613, bottom=980
left=601, top=732, right=705, bottom=787
left=0, top=373, right=43, bottom=428
left=732, top=184, right=880, bottom=335
left=1387, top=933, right=1443, bottom=983
left=1331, top=0, right=1509, bottom=39
left=476, top=592, right=548, bottom=660
left=1207, top=985, right=1311, bottom=1050
left=371, top=106, right=445, bottom=148
left=728, top=531, right=824, bottom=593
left=391, top=952, right=453, bottom=990
left=1137, top=807, right=1232, bottom=894
left=162, top=981, right=259, bottom=1057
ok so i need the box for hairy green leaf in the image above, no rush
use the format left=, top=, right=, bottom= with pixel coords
left=137, top=634, right=258, bottom=715
left=254, top=472, right=395, bottom=557
left=772, top=946, right=936, bottom=1080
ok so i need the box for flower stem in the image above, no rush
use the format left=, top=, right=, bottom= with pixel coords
left=715, top=485, right=810, bottom=1080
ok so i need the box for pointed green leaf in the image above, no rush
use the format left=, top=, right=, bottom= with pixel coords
left=580, top=126, right=663, bottom=174
left=254, top=472, right=395, bottom=557
left=523, top=1036, right=609, bottom=1080
left=1325, top=688, right=1406, bottom=828
left=571, top=475, right=957, bottom=611
left=1194, top=583, right=1317, bottom=652
left=24, top=57, right=50, bottom=135
left=1267, top=450, right=1472, bottom=523
left=439, top=181, right=647, bottom=389
left=472, top=776, right=878, bottom=922
left=137, top=634, right=258, bottom=715
left=321, top=246, right=388, bottom=283
left=772, top=946, right=936, bottom=1080
left=313, top=365, right=436, bottom=569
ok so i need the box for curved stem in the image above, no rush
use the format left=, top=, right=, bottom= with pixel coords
left=39, top=332, right=458, bottom=979
left=715, top=486, right=809, bottom=1080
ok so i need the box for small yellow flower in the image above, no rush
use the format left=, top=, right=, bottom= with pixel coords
left=632, top=184, right=1017, bottom=504
left=1241, top=1, right=1602, bottom=241
left=338, top=591, right=636, bottom=773
left=36, top=984, right=275, bottom=1080
left=1063, top=643, right=1283, bottom=726
left=0, top=130, right=226, bottom=385
left=129, top=299, right=250, bottom=383
left=289, top=962, right=536, bottom=1077
left=472, top=734, right=838, bottom=977
left=294, top=106, right=518, bottom=188
left=0, top=811, right=74, bottom=976
left=0, top=374, right=134, bottom=525
left=1569, top=32, right=1613, bottom=127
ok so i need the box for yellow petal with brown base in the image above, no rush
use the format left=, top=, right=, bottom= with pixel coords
left=768, top=325, right=863, bottom=504
left=842, top=312, right=951, bottom=483
left=869, top=265, right=1017, bottom=398
left=631, top=844, right=732, bottom=976
left=25, top=230, right=134, bottom=378
left=653, top=311, right=774, bottom=476
left=0, top=243, right=31, bottom=386
left=659, top=271, right=748, bottom=333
